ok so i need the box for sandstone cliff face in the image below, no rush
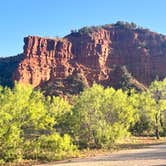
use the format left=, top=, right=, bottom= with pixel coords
left=66, top=28, right=111, bottom=85
left=10, top=23, right=166, bottom=94
left=13, top=29, right=112, bottom=88
left=14, top=36, right=74, bottom=87
left=106, top=26, right=166, bottom=85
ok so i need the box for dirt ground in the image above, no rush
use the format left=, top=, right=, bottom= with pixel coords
left=36, top=144, right=166, bottom=166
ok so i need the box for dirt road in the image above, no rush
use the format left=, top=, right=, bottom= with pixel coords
left=37, top=144, right=166, bottom=166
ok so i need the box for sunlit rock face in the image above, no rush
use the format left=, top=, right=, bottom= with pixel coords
left=10, top=23, right=166, bottom=94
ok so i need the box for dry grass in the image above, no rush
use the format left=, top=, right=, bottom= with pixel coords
left=115, top=136, right=166, bottom=150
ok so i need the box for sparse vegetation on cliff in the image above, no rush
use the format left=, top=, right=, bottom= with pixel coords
left=71, top=21, right=143, bottom=36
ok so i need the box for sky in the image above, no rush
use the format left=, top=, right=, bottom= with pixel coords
left=0, top=0, right=166, bottom=57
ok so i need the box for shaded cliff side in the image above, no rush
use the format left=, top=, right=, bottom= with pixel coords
left=3, top=22, right=166, bottom=95
left=0, top=54, right=24, bottom=87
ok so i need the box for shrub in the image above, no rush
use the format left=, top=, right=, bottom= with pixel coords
left=64, top=84, right=137, bottom=148
left=24, top=133, right=78, bottom=161
left=0, top=83, right=76, bottom=162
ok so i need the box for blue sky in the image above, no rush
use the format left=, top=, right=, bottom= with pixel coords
left=0, top=0, right=166, bottom=57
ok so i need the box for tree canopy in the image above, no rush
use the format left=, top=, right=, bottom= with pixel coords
left=1, top=79, right=166, bottom=163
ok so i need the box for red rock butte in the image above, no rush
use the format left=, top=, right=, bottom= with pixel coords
left=1, top=22, right=166, bottom=95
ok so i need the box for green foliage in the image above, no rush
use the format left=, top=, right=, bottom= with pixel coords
left=70, top=21, right=143, bottom=37
left=24, top=133, right=77, bottom=161
left=64, top=84, right=137, bottom=148
left=1, top=78, right=166, bottom=163
left=118, top=66, right=133, bottom=90
left=66, top=74, right=89, bottom=94
left=0, top=83, right=76, bottom=163
left=149, top=79, right=166, bottom=138
left=131, top=91, right=156, bottom=135
left=131, top=79, right=166, bottom=138
left=41, top=74, right=88, bottom=96
left=77, top=26, right=101, bottom=35
left=114, top=21, right=139, bottom=29
left=44, top=96, right=72, bottom=132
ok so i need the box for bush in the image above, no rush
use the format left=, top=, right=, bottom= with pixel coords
left=0, top=83, right=77, bottom=162
left=0, top=126, right=22, bottom=162
left=24, top=133, right=78, bottom=161
left=114, top=21, right=138, bottom=29
left=78, top=26, right=101, bottom=35
left=64, top=84, right=137, bottom=148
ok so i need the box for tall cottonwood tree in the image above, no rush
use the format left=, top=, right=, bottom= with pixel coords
left=0, top=83, right=75, bottom=162
left=66, top=84, right=137, bottom=148
left=149, top=79, right=166, bottom=139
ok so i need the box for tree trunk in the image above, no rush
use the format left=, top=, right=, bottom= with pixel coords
left=155, top=113, right=160, bottom=139
left=155, top=127, right=160, bottom=139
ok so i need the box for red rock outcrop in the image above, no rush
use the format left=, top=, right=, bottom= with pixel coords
left=10, top=22, right=166, bottom=94
left=14, top=36, right=74, bottom=87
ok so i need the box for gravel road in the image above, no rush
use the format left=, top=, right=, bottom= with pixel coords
left=37, top=144, right=166, bottom=166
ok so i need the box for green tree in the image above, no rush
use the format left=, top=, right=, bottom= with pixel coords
left=0, top=83, right=76, bottom=162
left=132, top=79, right=166, bottom=138
left=149, top=79, right=166, bottom=138
left=66, top=84, right=137, bottom=148
left=131, top=91, right=156, bottom=135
